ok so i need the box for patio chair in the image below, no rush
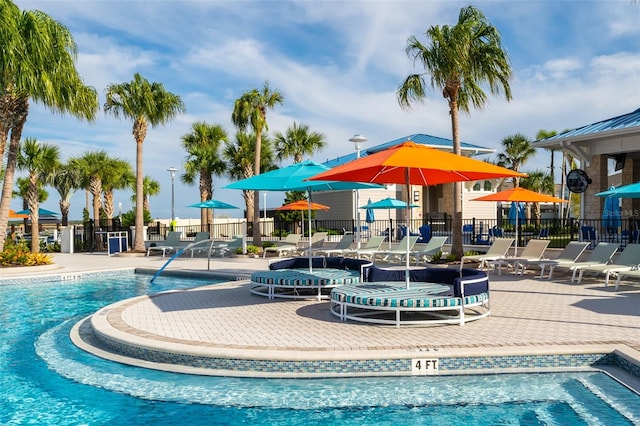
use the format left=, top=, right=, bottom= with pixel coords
left=459, top=238, right=515, bottom=271
left=518, top=241, right=589, bottom=278
left=185, top=232, right=211, bottom=257
left=342, top=235, right=386, bottom=259
left=613, top=268, right=640, bottom=291
left=417, top=225, right=432, bottom=244
left=263, top=233, right=302, bottom=258
left=372, top=235, right=420, bottom=263
left=575, top=243, right=640, bottom=285
left=543, top=242, right=618, bottom=282
left=211, top=235, right=244, bottom=257
left=494, top=239, right=550, bottom=275
left=296, top=232, right=328, bottom=256
left=314, top=234, right=354, bottom=257
left=580, top=226, right=598, bottom=249
left=407, top=236, right=449, bottom=265
left=146, top=231, right=183, bottom=257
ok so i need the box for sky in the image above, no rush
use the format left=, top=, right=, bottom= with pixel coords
left=9, top=0, right=640, bottom=221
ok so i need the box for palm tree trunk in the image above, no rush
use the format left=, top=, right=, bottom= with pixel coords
left=450, top=100, right=464, bottom=258
left=133, top=138, right=145, bottom=252
left=252, top=132, right=262, bottom=246
left=27, top=179, right=40, bottom=252
left=60, top=199, right=70, bottom=227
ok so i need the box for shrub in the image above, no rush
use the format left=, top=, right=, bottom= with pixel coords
left=0, top=241, right=53, bottom=267
left=246, top=245, right=260, bottom=254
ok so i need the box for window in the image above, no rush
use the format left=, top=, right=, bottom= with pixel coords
left=484, top=181, right=492, bottom=191
left=473, top=183, right=481, bottom=191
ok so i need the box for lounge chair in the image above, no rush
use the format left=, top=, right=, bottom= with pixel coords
left=575, top=243, right=640, bottom=285
left=372, top=236, right=420, bottom=263
left=314, top=234, right=355, bottom=257
left=263, top=233, right=302, bottom=258
left=210, top=235, right=244, bottom=257
left=613, top=268, right=640, bottom=291
left=543, top=242, right=618, bottom=282
left=296, top=232, right=329, bottom=256
left=516, top=241, right=589, bottom=278
left=493, top=239, right=550, bottom=275
left=407, top=236, right=449, bottom=265
left=342, top=236, right=386, bottom=259
left=185, top=232, right=211, bottom=258
left=459, top=238, right=515, bottom=271
left=146, top=231, right=183, bottom=257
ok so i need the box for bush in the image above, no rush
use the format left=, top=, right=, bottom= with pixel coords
left=0, top=241, right=53, bottom=267
left=246, top=245, right=260, bottom=254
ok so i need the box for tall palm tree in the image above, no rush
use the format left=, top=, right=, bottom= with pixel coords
left=396, top=5, right=512, bottom=258
left=70, top=151, right=109, bottom=226
left=130, top=176, right=161, bottom=213
left=223, top=132, right=275, bottom=228
left=51, top=162, right=82, bottom=226
left=181, top=122, right=228, bottom=226
left=231, top=81, right=283, bottom=246
left=536, top=129, right=558, bottom=186
left=104, top=73, right=185, bottom=252
left=0, top=1, right=98, bottom=250
left=17, top=138, right=60, bottom=251
left=14, top=176, right=49, bottom=238
left=496, top=133, right=536, bottom=188
left=274, top=122, right=326, bottom=164
left=520, top=169, right=555, bottom=224
left=101, top=157, right=134, bottom=220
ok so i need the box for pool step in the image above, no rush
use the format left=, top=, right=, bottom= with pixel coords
left=577, top=373, right=640, bottom=424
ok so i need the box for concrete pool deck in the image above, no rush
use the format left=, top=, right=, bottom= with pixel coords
left=3, top=252, right=640, bottom=385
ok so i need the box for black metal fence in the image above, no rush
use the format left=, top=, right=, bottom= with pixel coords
left=73, top=216, right=640, bottom=253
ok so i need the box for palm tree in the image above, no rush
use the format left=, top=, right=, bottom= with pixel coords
left=396, top=5, right=512, bottom=258
left=51, top=162, right=82, bottom=226
left=231, top=81, right=283, bottom=246
left=520, top=170, right=555, bottom=225
left=536, top=129, right=558, bottom=186
left=274, top=122, right=326, bottom=164
left=17, top=138, right=60, bottom=252
left=130, top=176, right=161, bottom=213
left=101, top=157, right=134, bottom=220
left=14, top=176, right=49, bottom=238
left=223, top=132, right=275, bottom=229
left=104, top=73, right=185, bottom=252
left=70, top=151, right=109, bottom=226
left=181, top=122, right=228, bottom=226
left=0, top=2, right=98, bottom=250
left=496, top=133, right=536, bottom=188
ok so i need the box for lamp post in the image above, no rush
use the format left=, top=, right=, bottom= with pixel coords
left=349, top=134, right=368, bottom=250
left=167, top=166, right=177, bottom=226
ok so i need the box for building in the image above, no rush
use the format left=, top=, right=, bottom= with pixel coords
left=532, top=107, right=640, bottom=223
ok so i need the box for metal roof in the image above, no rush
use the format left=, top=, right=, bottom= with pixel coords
left=534, top=107, right=640, bottom=144
left=323, top=133, right=493, bottom=168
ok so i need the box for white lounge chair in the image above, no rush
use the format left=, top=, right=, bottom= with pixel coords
left=576, top=243, right=640, bottom=285
left=493, top=239, right=550, bottom=275
left=185, top=232, right=211, bottom=257
left=518, top=241, right=589, bottom=278
left=613, top=268, right=640, bottom=291
left=459, top=238, right=515, bottom=271
left=314, top=234, right=354, bottom=257
left=342, top=236, right=386, bottom=259
left=263, top=233, right=302, bottom=258
left=406, top=236, right=449, bottom=265
left=372, top=236, right=420, bottom=263
left=297, top=232, right=329, bottom=256
left=541, top=242, right=618, bottom=282
left=210, top=235, right=244, bottom=257
left=146, top=231, right=183, bottom=257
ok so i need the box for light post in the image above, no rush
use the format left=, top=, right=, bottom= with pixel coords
left=349, top=134, right=368, bottom=250
left=167, top=166, right=177, bottom=226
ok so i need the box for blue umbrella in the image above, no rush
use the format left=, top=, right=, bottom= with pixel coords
left=365, top=199, right=375, bottom=224
left=225, top=161, right=381, bottom=271
left=359, top=197, right=418, bottom=249
left=187, top=200, right=239, bottom=210
left=508, top=202, right=525, bottom=226
left=596, top=181, right=640, bottom=198
left=601, top=187, right=621, bottom=231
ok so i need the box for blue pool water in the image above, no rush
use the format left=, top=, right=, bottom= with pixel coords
left=0, top=271, right=638, bottom=425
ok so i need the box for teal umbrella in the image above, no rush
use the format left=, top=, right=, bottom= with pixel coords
left=15, top=208, right=59, bottom=216
left=359, top=197, right=418, bottom=249
left=188, top=200, right=239, bottom=234
left=596, top=181, right=640, bottom=198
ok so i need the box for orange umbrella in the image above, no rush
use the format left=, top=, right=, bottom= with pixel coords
left=276, top=200, right=330, bottom=237
left=308, top=141, right=526, bottom=287
left=9, top=209, right=28, bottom=219
left=471, top=187, right=567, bottom=255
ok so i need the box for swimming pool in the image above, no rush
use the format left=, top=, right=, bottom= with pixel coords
left=1, top=271, right=638, bottom=424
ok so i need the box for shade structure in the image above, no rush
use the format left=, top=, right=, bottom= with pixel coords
left=601, top=187, right=621, bottom=232
left=365, top=199, right=375, bottom=224
left=275, top=200, right=330, bottom=237
left=508, top=202, right=526, bottom=226
left=596, top=181, right=640, bottom=198
left=15, top=208, right=59, bottom=216
left=359, top=197, right=418, bottom=249
left=309, top=141, right=526, bottom=287
left=225, top=161, right=381, bottom=271
left=187, top=199, right=239, bottom=235
left=471, top=187, right=567, bottom=255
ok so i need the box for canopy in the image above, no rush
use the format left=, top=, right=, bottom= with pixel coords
left=187, top=200, right=239, bottom=210
left=276, top=200, right=330, bottom=237
left=359, top=197, right=418, bottom=250
left=9, top=209, right=28, bottom=219
left=309, top=141, right=526, bottom=287
left=15, top=208, right=60, bottom=216
left=596, top=181, right=640, bottom=199
left=472, top=187, right=566, bottom=255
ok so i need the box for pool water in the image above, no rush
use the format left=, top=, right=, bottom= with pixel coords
left=0, top=271, right=638, bottom=425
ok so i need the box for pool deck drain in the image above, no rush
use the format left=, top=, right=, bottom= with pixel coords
left=6, top=253, right=640, bottom=383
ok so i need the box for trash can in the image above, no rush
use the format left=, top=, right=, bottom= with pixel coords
left=107, top=231, right=128, bottom=256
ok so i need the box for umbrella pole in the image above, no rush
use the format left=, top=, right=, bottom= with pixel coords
left=307, top=190, right=313, bottom=273
left=405, top=171, right=411, bottom=289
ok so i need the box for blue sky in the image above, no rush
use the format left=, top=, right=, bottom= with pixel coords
left=10, top=0, right=640, bottom=221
